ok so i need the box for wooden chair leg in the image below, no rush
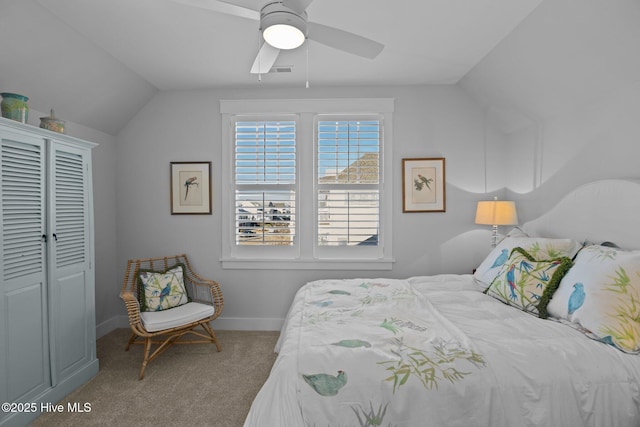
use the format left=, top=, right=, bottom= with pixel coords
left=202, top=322, right=222, bottom=351
left=139, top=337, right=152, bottom=380
left=125, top=332, right=138, bottom=351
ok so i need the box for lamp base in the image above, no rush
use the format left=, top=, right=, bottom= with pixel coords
left=491, top=225, right=499, bottom=248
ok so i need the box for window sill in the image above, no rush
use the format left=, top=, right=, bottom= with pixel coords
left=220, top=258, right=395, bottom=270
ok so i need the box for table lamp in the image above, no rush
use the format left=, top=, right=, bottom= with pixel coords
left=475, top=197, right=518, bottom=247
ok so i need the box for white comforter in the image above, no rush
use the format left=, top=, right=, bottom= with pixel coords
left=244, top=275, right=640, bottom=427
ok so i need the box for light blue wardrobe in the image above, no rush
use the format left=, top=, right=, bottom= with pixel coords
left=0, top=117, right=98, bottom=427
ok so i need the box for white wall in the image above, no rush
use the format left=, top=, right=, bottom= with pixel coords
left=460, top=0, right=640, bottom=222
left=114, top=85, right=500, bottom=330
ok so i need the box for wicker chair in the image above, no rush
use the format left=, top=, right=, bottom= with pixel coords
left=120, top=254, right=224, bottom=379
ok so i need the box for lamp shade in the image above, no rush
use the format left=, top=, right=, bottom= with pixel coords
left=475, top=200, right=518, bottom=226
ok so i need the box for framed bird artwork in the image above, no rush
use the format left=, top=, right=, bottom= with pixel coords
left=402, top=158, right=446, bottom=212
left=170, top=161, right=212, bottom=214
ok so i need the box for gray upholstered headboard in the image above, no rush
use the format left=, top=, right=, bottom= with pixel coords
left=522, top=179, right=640, bottom=250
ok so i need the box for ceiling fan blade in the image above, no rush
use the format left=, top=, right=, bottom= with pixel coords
left=170, top=0, right=259, bottom=21
left=307, top=22, right=384, bottom=59
left=250, top=42, right=281, bottom=74
left=282, top=0, right=314, bottom=14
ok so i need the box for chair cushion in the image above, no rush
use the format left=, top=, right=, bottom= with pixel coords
left=140, top=302, right=215, bottom=332
left=138, top=263, right=190, bottom=312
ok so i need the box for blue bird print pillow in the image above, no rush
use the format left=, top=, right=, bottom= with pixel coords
left=547, top=245, right=640, bottom=353
left=137, top=263, right=190, bottom=312
left=486, top=247, right=573, bottom=318
left=474, top=237, right=581, bottom=289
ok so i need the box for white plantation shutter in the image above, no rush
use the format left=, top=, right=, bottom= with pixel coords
left=234, top=120, right=296, bottom=245
left=317, top=119, right=381, bottom=246
left=1, top=138, right=46, bottom=280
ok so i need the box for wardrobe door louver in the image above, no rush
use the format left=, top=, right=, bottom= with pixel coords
left=53, top=148, right=87, bottom=268
left=1, top=137, right=46, bottom=279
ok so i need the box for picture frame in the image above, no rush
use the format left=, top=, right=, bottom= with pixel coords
left=402, top=158, right=446, bottom=212
left=170, top=161, right=212, bottom=214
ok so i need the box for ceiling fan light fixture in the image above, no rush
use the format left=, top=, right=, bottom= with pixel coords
left=263, top=23, right=305, bottom=49
left=260, top=2, right=307, bottom=50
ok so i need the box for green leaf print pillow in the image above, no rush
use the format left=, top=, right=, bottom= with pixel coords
left=486, top=247, right=572, bottom=319
left=547, top=245, right=640, bottom=353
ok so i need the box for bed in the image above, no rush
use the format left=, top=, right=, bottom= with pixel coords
left=243, top=179, right=640, bottom=427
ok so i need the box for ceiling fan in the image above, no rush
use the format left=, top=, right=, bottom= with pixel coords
left=171, top=0, right=384, bottom=74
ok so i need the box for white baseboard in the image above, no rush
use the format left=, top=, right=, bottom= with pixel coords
left=96, top=315, right=130, bottom=338
left=213, top=317, right=284, bottom=331
left=96, top=315, right=284, bottom=338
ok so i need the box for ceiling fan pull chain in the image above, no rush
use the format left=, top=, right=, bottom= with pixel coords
left=305, top=39, right=309, bottom=88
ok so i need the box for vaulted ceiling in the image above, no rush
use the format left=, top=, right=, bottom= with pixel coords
left=1, top=0, right=543, bottom=134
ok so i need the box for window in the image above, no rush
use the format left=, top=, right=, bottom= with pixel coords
left=220, top=99, right=394, bottom=270
left=317, top=119, right=380, bottom=247
left=234, top=120, right=296, bottom=246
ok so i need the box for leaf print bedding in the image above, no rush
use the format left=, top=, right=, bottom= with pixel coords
left=296, top=278, right=485, bottom=425
left=244, top=274, right=640, bottom=427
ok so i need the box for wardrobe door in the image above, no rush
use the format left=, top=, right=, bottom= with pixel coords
left=47, top=141, right=95, bottom=385
left=0, top=132, right=50, bottom=409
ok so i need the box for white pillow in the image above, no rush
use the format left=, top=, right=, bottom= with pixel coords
left=474, top=237, right=581, bottom=288
left=547, top=245, right=640, bottom=353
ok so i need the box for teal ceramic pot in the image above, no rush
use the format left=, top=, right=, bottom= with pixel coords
left=1, top=92, right=29, bottom=123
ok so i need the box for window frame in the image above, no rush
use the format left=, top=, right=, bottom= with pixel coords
left=220, top=98, right=394, bottom=270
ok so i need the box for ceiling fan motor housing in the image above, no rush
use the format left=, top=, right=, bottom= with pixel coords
left=260, top=1, right=308, bottom=49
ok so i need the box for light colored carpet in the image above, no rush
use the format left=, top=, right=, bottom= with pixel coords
left=30, top=328, right=279, bottom=427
